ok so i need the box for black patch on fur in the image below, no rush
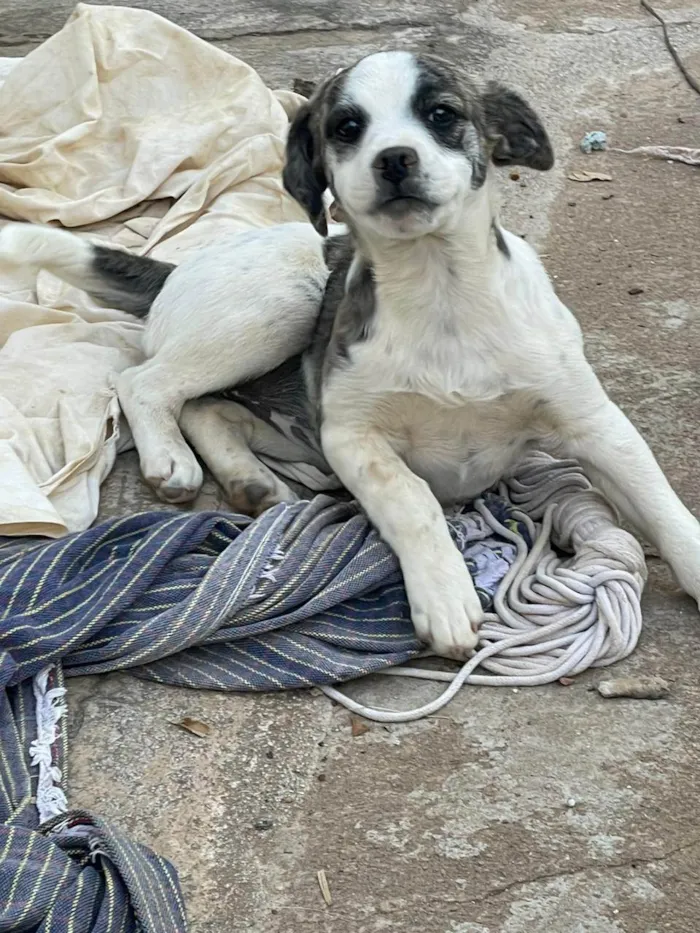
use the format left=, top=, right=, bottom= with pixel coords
left=92, top=246, right=175, bottom=317
left=481, top=82, right=554, bottom=171
left=324, top=105, right=368, bottom=159
left=282, top=74, right=347, bottom=235
left=411, top=56, right=488, bottom=189
left=411, top=59, right=476, bottom=152
left=492, top=222, right=510, bottom=258
left=283, top=104, right=329, bottom=235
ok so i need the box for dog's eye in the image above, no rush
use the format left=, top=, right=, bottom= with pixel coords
left=334, top=117, right=363, bottom=143
left=428, top=105, right=458, bottom=128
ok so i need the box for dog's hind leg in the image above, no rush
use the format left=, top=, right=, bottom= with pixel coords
left=114, top=224, right=326, bottom=504
left=179, top=397, right=309, bottom=515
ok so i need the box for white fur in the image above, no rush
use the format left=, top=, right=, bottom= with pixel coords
left=329, top=51, right=477, bottom=239
left=120, top=224, right=327, bottom=502
left=4, top=51, right=700, bottom=662
left=0, top=223, right=100, bottom=293
left=317, top=196, right=700, bottom=658
left=314, top=52, right=700, bottom=658
left=0, top=221, right=327, bottom=503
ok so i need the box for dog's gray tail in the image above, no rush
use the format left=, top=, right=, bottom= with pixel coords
left=0, top=222, right=174, bottom=316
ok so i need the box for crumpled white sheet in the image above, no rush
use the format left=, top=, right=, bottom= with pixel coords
left=0, top=3, right=308, bottom=537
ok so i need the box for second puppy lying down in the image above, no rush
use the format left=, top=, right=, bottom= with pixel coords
left=3, top=49, right=700, bottom=663
left=0, top=220, right=336, bottom=512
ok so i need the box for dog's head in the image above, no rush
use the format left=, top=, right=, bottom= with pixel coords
left=283, top=51, right=553, bottom=240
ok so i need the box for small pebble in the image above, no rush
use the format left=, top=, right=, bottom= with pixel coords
left=597, top=675, right=670, bottom=700
left=351, top=716, right=370, bottom=737
left=509, top=170, right=520, bottom=181
left=254, top=818, right=274, bottom=831
left=265, top=748, right=274, bottom=759
left=628, top=286, right=644, bottom=296
left=566, top=798, right=577, bottom=808
left=317, top=773, right=327, bottom=782
left=602, top=193, right=614, bottom=200
left=568, top=200, right=576, bottom=207
left=520, top=181, right=528, bottom=187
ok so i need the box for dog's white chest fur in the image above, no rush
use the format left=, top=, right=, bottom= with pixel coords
left=365, top=388, right=552, bottom=503
left=324, top=232, right=577, bottom=503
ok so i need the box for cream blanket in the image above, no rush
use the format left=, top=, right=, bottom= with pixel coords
left=0, top=3, right=308, bottom=537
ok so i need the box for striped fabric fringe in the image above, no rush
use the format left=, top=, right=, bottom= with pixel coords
left=0, top=492, right=523, bottom=931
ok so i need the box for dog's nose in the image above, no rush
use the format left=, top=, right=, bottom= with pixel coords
left=372, top=147, right=419, bottom=184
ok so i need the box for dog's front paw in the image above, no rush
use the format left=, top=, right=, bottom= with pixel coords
left=404, top=555, right=483, bottom=660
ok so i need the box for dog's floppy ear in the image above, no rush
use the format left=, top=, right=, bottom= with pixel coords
left=283, top=101, right=329, bottom=236
left=481, top=82, right=554, bottom=171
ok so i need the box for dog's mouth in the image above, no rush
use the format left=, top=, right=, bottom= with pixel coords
left=374, top=194, right=435, bottom=219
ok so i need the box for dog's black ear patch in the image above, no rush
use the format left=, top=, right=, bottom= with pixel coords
left=283, top=103, right=329, bottom=236
left=481, top=83, right=554, bottom=171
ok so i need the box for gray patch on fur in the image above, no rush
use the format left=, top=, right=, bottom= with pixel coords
left=303, top=235, right=376, bottom=429
left=492, top=222, right=510, bottom=258
left=470, top=153, right=488, bottom=189
left=243, top=482, right=270, bottom=508
left=329, top=256, right=376, bottom=361
left=91, top=245, right=175, bottom=316
left=218, top=354, right=321, bottom=454
left=302, top=235, right=353, bottom=425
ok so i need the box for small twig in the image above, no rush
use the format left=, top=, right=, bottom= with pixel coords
left=640, top=0, right=700, bottom=95
left=317, top=869, right=332, bottom=906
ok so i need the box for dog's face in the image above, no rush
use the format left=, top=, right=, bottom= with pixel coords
left=283, top=51, right=554, bottom=240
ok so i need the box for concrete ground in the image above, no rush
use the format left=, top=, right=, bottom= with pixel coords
left=3, top=1, right=700, bottom=931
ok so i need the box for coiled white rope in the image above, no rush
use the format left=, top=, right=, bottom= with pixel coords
left=321, top=452, right=647, bottom=722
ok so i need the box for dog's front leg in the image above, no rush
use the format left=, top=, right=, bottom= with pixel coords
left=322, top=423, right=483, bottom=659
left=560, top=392, right=700, bottom=605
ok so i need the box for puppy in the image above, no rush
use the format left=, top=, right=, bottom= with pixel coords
left=0, top=221, right=333, bottom=513
left=3, top=50, right=700, bottom=661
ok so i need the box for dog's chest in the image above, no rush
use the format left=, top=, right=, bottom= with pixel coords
left=319, top=242, right=574, bottom=503
left=379, top=390, right=552, bottom=503
left=326, top=325, right=558, bottom=504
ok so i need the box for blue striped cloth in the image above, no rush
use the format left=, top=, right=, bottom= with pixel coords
left=0, top=493, right=525, bottom=931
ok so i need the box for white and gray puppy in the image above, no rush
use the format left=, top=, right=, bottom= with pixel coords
left=3, top=50, right=700, bottom=661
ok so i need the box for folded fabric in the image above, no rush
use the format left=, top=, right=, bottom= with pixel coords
left=0, top=809, right=186, bottom=933
left=0, top=494, right=522, bottom=931
left=0, top=495, right=521, bottom=693
left=0, top=3, right=309, bottom=538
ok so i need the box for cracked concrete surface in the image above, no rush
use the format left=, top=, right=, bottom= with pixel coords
left=2, top=1, right=700, bottom=931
